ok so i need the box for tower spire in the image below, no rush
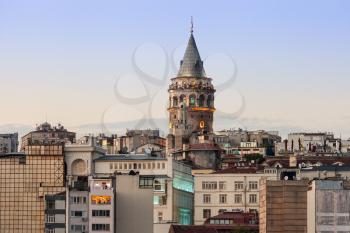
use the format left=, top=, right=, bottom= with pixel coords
left=190, top=16, right=194, bottom=34
left=177, top=20, right=206, bottom=78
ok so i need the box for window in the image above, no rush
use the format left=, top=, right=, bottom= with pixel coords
left=173, top=97, right=178, bottom=107
left=71, top=211, right=83, bottom=217
left=109, top=163, right=113, bottom=169
left=143, top=163, right=146, bottom=169
left=158, top=212, right=163, bottom=222
left=157, top=163, right=160, bottom=169
left=249, top=194, right=257, bottom=203
left=92, top=224, right=110, bottom=231
left=153, top=195, right=167, bottom=205
left=234, top=194, right=242, bottom=203
left=199, top=95, right=205, bottom=107
left=249, top=181, right=258, bottom=190
left=219, top=194, right=227, bottom=204
left=218, top=209, right=226, bottom=214
left=119, top=163, right=123, bottom=169
left=234, top=181, right=244, bottom=190
left=202, top=181, right=217, bottom=190
left=92, top=210, right=110, bottom=217
left=162, top=163, right=165, bottom=169
left=203, top=194, right=211, bottom=204
left=71, top=196, right=87, bottom=204
left=124, top=163, right=127, bottom=169
left=203, top=209, right=211, bottom=219
left=219, top=181, right=226, bottom=190
left=189, top=95, right=196, bottom=106
left=139, top=177, right=154, bottom=188
left=70, top=225, right=86, bottom=232
left=154, top=180, right=163, bottom=191
left=207, top=95, right=213, bottom=107
left=91, top=195, right=111, bottom=205
left=45, top=229, right=54, bottom=233
left=46, top=200, right=55, bottom=210
left=46, top=214, right=55, bottom=223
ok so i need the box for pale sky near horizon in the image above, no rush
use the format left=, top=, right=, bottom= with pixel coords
left=1, top=0, right=350, bottom=137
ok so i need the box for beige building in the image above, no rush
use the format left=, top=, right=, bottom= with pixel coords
left=194, top=166, right=276, bottom=225
left=116, top=174, right=154, bottom=233
left=259, top=180, right=308, bottom=233
left=307, top=180, right=350, bottom=233
left=0, top=144, right=66, bottom=233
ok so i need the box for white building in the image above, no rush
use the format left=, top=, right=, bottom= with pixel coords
left=93, top=153, right=194, bottom=225
left=307, top=180, right=350, bottom=233
left=0, top=133, right=18, bottom=153
left=65, top=137, right=106, bottom=233
left=193, top=166, right=276, bottom=225
left=287, top=132, right=341, bottom=153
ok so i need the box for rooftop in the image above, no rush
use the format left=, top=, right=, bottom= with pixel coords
left=94, top=154, right=167, bottom=162
left=213, top=166, right=263, bottom=174
left=169, top=225, right=217, bottom=233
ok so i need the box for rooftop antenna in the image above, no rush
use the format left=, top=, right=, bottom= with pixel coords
left=190, top=16, right=194, bottom=34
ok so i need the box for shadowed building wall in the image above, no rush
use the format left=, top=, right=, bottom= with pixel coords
left=259, top=180, right=308, bottom=233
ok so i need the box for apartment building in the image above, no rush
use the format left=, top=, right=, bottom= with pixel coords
left=94, top=153, right=194, bottom=225
left=0, top=144, right=66, bottom=233
left=0, top=133, right=18, bottom=153
left=89, top=178, right=114, bottom=233
left=21, top=122, right=75, bottom=151
left=45, top=192, right=66, bottom=233
left=194, top=166, right=276, bottom=225
left=307, top=180, right=350, bottom=233
left=65, top=137, right=106, bottom=233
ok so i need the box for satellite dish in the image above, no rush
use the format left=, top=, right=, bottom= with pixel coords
left=284, top=176, right=289, bottom=180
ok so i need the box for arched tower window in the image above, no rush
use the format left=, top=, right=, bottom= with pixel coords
left=179, top=95, right=186, bottom=106
left=189, top=94, right=196, bottom=106
left=173, top=96, right=178, bottom=107
left=198, top=95, right=205, bottom=107
left=207, top=95, right=213, bottom=108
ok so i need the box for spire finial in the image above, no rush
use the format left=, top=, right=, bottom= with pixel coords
left=190, top=16, right=194, bottom=34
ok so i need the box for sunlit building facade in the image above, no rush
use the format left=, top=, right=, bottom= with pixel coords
left=0, top=144, right=66, bottom=233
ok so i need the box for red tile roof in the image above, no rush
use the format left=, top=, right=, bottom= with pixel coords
left=169, top=225, right=218, bottom=233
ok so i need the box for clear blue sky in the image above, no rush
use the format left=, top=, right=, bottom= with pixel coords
left=0, top=0, right=350, bottom=137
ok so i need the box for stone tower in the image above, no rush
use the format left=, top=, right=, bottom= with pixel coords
left=167, top=30, right=215, bottom=151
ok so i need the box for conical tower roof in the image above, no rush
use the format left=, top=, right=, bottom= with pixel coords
left=177, top=33, right=206, bottom=78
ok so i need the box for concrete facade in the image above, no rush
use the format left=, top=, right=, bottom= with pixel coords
left=115, top=175, right=153, bottom=233
left=259, top=180, right=308, bottom=233
left=307, top=180, right=350, bottom=233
